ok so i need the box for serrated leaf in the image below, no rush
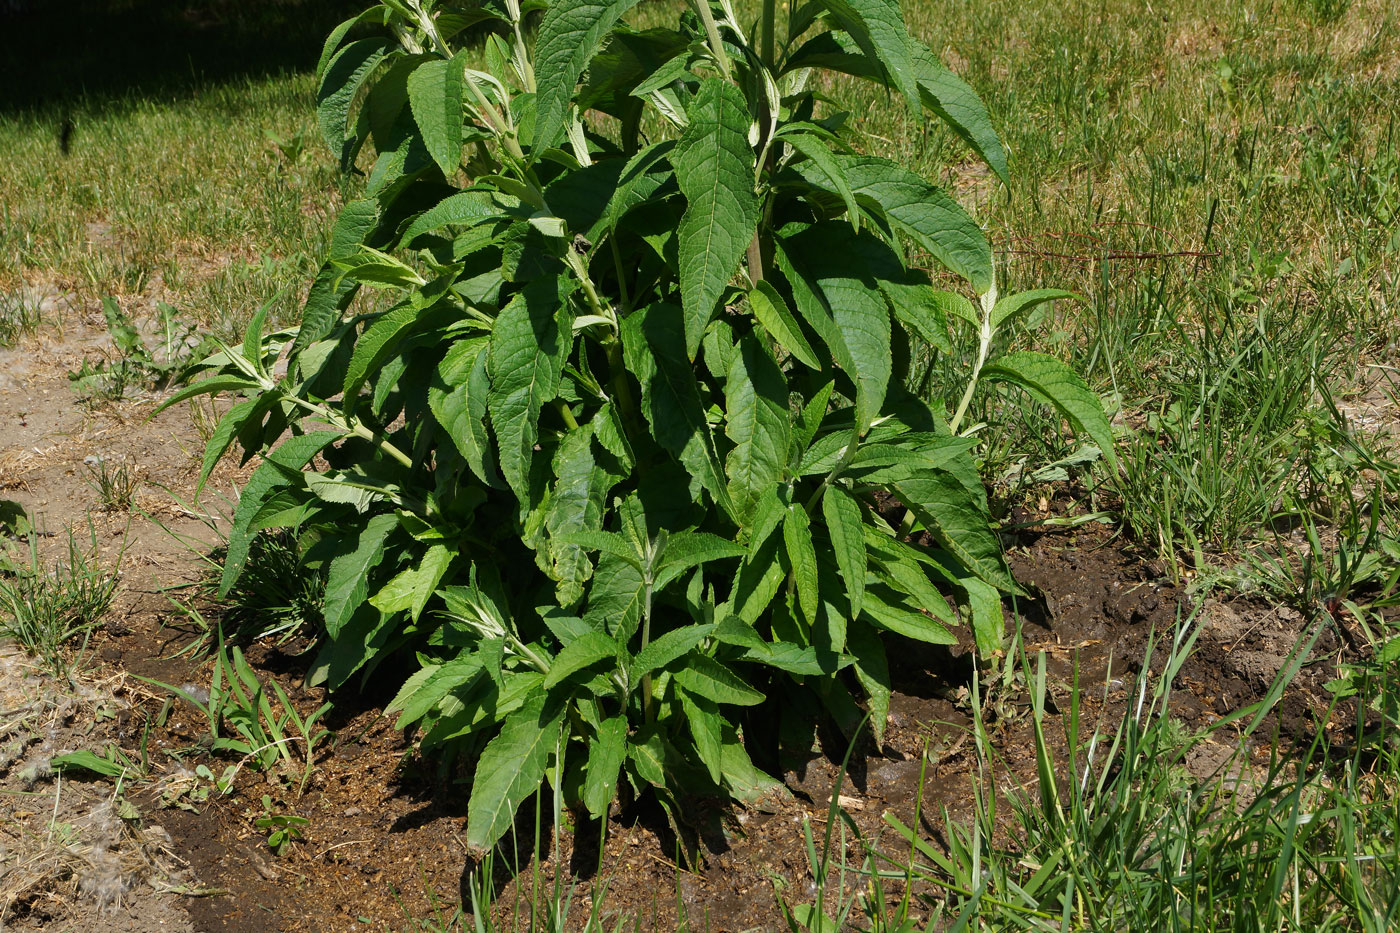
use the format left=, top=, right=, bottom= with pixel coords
left=369, top=542, right=456, bottom=621
left=532, top=0, right=645, bottom=154
left=399, top=190, right=502, bottom=248
left=429, top=337, right=497, bottom=486
left=775, top=224, right=894, bottom=434
left=981, top=351, right=1117, bottom=471
left=680, top=691, right=724, bottom=784
left=815, top=0, right=919, bottom=113
left=846, top=620, right=891, bottom=743
left=860, top=585, right=956, bottom=644
left=467, top=694, right=567, bottom=851
left=672, top=78, right=758, bottom=358
left=724, top=336, right=792, bottom=524
left=322, top=512, right=399, bottom=636
left=653, top=532, right=746, bottom=591
left=221, top=432, right=340, bottom=597
left=591, top=141, right=678, bottom=243
left=558, top=529, right=643, bottom=568
left=407, top=52, right=465, bottom=179
left=822, top=487, right=866, bottom=617
left=783, top=506, right=820, bottom=625
left=621, top=303, right=735, bottom=519
left=784, top=132, right=860, bottom=229
left=960, top=575, right=1004, bottom=658
left=632, top=623, right=716, bottom=680
left=674, top=655, right=764, bottom=706
left=488, top=276, right=574, bottom=499
left=913, top=45, right=1009, bottom=185
left=748, top=280, right=820, bottom=370
left=990, top=289, right=1076, bottom=331
left=544, top=426, right=613, bottom=604
left=388, top=654, right=485, bottom=728
left=318, top=38, right=393, bottom=169
left=543, top=631, right=619, bottom=689
left=583, top=715, right=628, bottom=818
left=583, top=550, right=646, bottom=641
left=890, top=473, right=1018, bottom=593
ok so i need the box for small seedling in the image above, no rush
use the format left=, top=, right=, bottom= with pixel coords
left=256, top=795, right=308, bottom=856
left=82, top=455, right=139, bottom=511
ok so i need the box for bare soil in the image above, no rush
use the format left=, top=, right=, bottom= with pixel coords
left=0, top=302, right=1356, bottom=932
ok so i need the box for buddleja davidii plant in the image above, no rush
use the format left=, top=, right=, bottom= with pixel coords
left=165, top=0, right=1116, bottom=854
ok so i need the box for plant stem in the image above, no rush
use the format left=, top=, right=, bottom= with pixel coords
left=283, top=395, right=415, bottom=469
left=949, top=287, right=999, bottom=436
left=640, top=580, right=656, bottom=724
left=760, top=0, right=776, bottom=67
left=692, top=0, right=732, bottom=79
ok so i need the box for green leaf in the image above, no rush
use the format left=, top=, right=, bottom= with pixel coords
left=544, top=631, right=619, bottom=689
left=545, top=425, right=613, bottom=604
left=583, top=715, right=628, bottom=819
left=674, top=655, right=765, bottom=706
left=591, top=141, right=678, bottom=243
left=488, top=276, right=574, bottom=500
left=407, top=52, right=465, bottom=179
left=368, top=542, right=456, bottom=621
left=982, top=351, right=1117, bottom=471
left=387, top=653, right=485, bottom=728
left=621, top=304, right=735, bottom=519
left=466, top=694, right=567, bottom=851
left=913, top=46, right=1009, bottom=185
left=990, top=289, right=1076, bottom=331
left=322, top=513, right=399, bottom=636
left=783, top=132, right=860, bottom=229
left=724, top=336, right=792, bottom=524
left=846, top=621, right=891, bottom=744
left=860, top=585, right=956, bottom=645
left=822, top=486, right=866, bottom=618
left=221, top=432, right=340, bottom=597
left=814, top=0, right=919, bottom=113
left=318, top=38, right=393, bottom=168
left=583, top=550, right=646, bottom=641
left=51, top=749, right=125, bottom=778
left=890, top=473, right=1018, bottom=593
left=673, top=78, right=759, bottom=358
left=429, top=338, right=497, bottom=486
left=632, top=623, right=716, bottom=679
left=343, top=305, right=418, bottom=405
left=776, top=224, right=894, bottom=434
left=960, top=574, right=1005, bottom=658
left=653, top=533, right=746, bottom=591
left=558, top=529, right=643, bottom=569
left=532, top=0, right=645, bottom=154
left=748, top=280, right=821, bottom=370
left=680, top=691, right=724, bottom=784
left=783, top=506, right=820, bottom=626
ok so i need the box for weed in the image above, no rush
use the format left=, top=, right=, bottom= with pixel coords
left=68, top=297, right=212, bottom=402
left=0, top=528, right=120, bottom=679
left=82, top=455, right=139, bottom=511
left=256, top=795, right=309, bottom=856
left=0, top=289, right=44, bottom=347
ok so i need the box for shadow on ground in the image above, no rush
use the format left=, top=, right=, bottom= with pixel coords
left=0, top=0, right=366, bottom=115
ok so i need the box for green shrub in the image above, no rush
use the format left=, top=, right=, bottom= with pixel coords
left=167, top=0, right=1112, bottom=852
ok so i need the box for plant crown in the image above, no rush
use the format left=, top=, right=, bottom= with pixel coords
left=168, top=0, right=1115, bottom=852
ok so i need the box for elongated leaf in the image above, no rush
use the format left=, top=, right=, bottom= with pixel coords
left=680, top=691, right=724, bottom=784
left=407, top=52, right=465, bottom=179
left=724, top=336, right=792, bottom=524
left=846, top=620, right=891, bottom=742
left=653, top=533, right=746, bottom=591
left=532, top=0, right=645, bottom=154
left=748, top=281, right=820, bottom=370
left=592, top=141, right=677, bottom=242
left=783, top=132, right=860, bottom=228
left=673, top=78, right=758, bottom=358
left=545, top=426, right=613, bottom=604
left=221, top=432, right=340, bottom=596
left=960, top=575, right=1004, bottom=658
left=891, top=473, right=1017, bottom=593
left=583, top=550, right=646, bottom=641
left=318, top=38, right=393, bottom=168
left=775, top=224, right=894, bottom=434
left=621, top=304, right=735, bottom=519
left=429, top=338, right=497, bottom=486
left=583, top=715, right=628, bottom=818
left=322, top=513, right=399, bottom=636
left=399, top=191, right=501, bottom=248
left=860, top=585, right=956, bottom=644
left=369, top=542, right=456, bottom=621
left=990, top=289, right=1076, bottom=331
left=913, top=47, right=1009, bottom=185
left=815, top=0, right=919, bottom=113
left=388, top=654, right=484, bottom=728
left=632, top=623, right=717, bottom=679
left=343, top=305, right=418, bottom=405
left=467, top=694, right=567, bottom=850
left=783, top=506, right=820, bottom=625
left=822, top=486, right=866, bottom=617
left=544, top=631, right=619, bottom=689
left=674, top=655, right=764, bottom=706
left=488, top=276, right=574, bottom=499
left=982, top=351, right=1117, bottom=471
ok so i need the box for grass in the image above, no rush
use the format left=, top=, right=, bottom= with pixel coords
left=0, top=528, right=121, bottom=679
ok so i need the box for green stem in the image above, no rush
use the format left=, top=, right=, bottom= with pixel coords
left=948, top=288, right=999, bottom=436
left=553, top=399, right=580, bottom=431
left=692, top=0, right=732, bottom=79
left=761, top=0, right=776, bottom=67
left=640, top=580, right=656, bottom=724
left=283, top=395, right=414, bottom=469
